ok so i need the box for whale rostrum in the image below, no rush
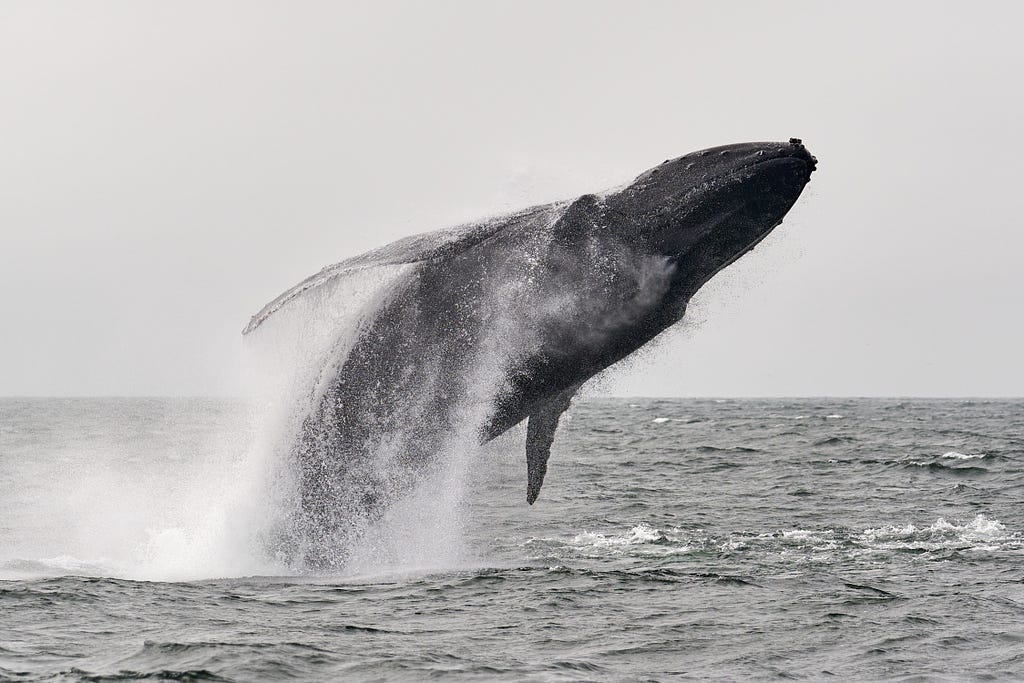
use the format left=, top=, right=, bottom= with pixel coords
left=245, top=140, right=816, bottom=568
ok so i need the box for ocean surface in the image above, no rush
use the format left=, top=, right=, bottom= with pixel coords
left=1, top=397, right=1023, bottom=681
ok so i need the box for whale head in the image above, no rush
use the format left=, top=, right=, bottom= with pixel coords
left=604, top=139, right=816, bottom=295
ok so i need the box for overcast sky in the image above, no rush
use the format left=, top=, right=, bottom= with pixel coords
left=2, top=1, right=1021, bottom=397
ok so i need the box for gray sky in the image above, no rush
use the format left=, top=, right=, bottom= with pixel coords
left=2, top=1, right=1021, bottom=397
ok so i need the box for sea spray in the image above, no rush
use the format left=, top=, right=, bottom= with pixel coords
left=342, top=293, right=536, bottom=574
left=241, top=264, right=414, bottom=571
left=0, top=398, right=275, bottom=581
left=296, top=262, right=548, bottom=573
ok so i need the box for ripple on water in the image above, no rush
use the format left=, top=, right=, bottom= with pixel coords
left=3, top=398, right=1024, bottom=680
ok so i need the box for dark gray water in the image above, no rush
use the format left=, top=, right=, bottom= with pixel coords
left=2, top=398, right=1023, bottom=681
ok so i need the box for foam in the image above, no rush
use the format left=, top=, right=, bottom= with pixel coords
left=859, top=514, right=1017, bottom=552
left=941, top=451, right=986, bottom=460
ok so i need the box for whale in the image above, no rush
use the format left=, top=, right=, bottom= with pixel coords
left=245, top=139, right=816, bottom=567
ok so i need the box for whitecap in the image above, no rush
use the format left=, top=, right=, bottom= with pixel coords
left=781, top=529, right=818, bottom=540
left=775, top=528, right=841, bottom=552
left=571, top=522, right=665, bottom=547
left=522, top=523, right=700, bottom=559
left=941, top=451, right=986, bottom=460
left=955, top=515, right=1007, bottom=541
left=859, top=514, right=1016, bottom=552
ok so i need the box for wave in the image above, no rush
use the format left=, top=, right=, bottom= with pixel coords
left=521, top=523, right=696, bottom=559
left=0, top=555, right=149, bottom=581
left=940, top=450, right=987, bottom=460
left=901, top=460, right=990, bottom=476
left=812, top=436, right=857, bottom=446
left=517, top=514, right=1022, bottom=565
left=572, top=523, right=669, bottom=547
left=859, top=515, right=1018, bottom=552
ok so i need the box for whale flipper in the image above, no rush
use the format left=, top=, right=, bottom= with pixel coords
left=244, top=202, right=563, bottom=334
left=525, top=385, right=579, bottom=504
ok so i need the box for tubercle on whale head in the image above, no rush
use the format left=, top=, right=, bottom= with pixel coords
left=601, top=139, right=816, bottom=294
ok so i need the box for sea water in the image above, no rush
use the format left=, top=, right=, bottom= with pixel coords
left=1, top=397, right=1023, bottom=680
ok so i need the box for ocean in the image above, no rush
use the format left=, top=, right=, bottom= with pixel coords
left=1, top=397, right=1022, bottom=681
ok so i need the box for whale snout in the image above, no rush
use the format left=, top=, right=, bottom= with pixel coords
left=786, top=138, right=817, bottom=172
left=744, top=140, right=816, bottom=197
left=603, top=139, right=817, bottom=292
left=696, top=138, right=817, bottom=183
left=631, top=139, right=816, bottom=199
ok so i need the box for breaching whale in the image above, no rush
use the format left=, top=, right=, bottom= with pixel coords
left=245, top=139, right=816, bottom=567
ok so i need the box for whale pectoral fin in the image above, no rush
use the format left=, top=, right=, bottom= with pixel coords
left=243, top=202, right=563, bottom=335
left=525, top=386, right=579, bottom=505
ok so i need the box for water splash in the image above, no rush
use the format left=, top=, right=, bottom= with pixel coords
left=0, top=398, right=279, bottom=581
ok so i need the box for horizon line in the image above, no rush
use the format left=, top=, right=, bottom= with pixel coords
left=1, top=394, right=1022, bottom=401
